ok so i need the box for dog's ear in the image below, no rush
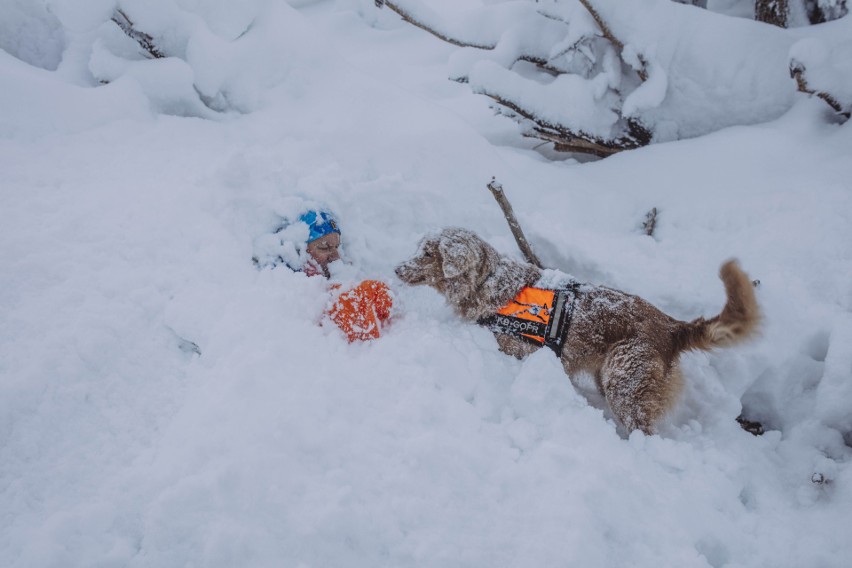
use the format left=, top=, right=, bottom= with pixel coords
left=439, top=232, right=478, bottom=279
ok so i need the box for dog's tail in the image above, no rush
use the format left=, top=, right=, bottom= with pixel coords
left=674, top=260, right=760, bottom=354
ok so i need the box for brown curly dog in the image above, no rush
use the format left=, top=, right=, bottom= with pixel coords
left=395, top=228, right=759, bottom=434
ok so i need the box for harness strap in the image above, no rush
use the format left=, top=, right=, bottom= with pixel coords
left=479, top=283, right=579, bottom=355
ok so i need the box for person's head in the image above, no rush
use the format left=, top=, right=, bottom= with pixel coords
left=299, top=210, right=341, bottom=277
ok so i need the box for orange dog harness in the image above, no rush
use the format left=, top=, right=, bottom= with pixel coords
left=479, top=285, right=578, bottom=354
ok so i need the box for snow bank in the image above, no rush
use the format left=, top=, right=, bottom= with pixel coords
left=0, top=0, right=65, bottom=70
left=0, top=48, right=152, bottom=139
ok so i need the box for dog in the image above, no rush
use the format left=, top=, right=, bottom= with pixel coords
left=395, top=227, right=759, bottom=434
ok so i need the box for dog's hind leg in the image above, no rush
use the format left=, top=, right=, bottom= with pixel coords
left=600, top=340, right=681, bottom=434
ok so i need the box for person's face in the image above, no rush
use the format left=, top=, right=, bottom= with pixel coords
left=305, top=232, right=341, bottom=275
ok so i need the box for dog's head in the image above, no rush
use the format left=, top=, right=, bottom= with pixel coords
left=396, top=227, right=541, bottom=320
left=395, top=227, right=495, bottom=290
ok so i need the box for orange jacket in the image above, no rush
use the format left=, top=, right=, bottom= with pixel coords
left=328, top=280, right=393, bottom=342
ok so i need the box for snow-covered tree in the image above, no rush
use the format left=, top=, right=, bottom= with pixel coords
left=375, top=0, right=851, bottom=157
left=755, top=0, right=848, bottom=28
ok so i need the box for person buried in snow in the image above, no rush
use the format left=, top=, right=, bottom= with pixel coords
left=256, top=209, right=393, bottom=343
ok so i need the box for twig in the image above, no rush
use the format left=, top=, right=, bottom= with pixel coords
left=486, top=178, right=544, bottom=269
left=642, top=207, right=658, bottom=237
left=790, top=61, right=850, bottom=118
left=111, top=9, right=166, bottom=59
left=736, top=415, right=764, bottom=436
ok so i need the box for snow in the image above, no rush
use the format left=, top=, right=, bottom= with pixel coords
left=0, top=0, right=65, bottom=70
left=588, top=0, right=800, bottom=141
left=1, top=0, right=851, bottom=567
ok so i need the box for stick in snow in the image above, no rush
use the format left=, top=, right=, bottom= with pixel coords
left=486, top=178, right=544, bottom=269
left=111, top=9, right=166, bottom=59
left=642, top=207, right=658, bottom=237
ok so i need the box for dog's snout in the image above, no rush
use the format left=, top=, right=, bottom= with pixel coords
left=395, top=259, right=427, bottom=285
left=395, top=262, right=412, bottom=281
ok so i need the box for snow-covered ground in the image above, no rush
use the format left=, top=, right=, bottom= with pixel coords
left=2, top=1, right=851, bottom=566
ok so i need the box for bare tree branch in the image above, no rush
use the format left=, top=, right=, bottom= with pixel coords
left=486, top=178, right=544, bottom=269
left=790, top=60, right=850, bottom=118
left=530, top=127, right=631, bottom=157
left=376, top=0, right=560, bottom=77
left=482, top=89, right=648, bottom=157
left=578, top=0, right=648, bottom=82
left=375, top=0, right=493, bottom=49
left=111, top=9, right=166, bottom=59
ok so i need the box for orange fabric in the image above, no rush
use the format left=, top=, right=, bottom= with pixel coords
left=495, top=287, right=555, bottom=344
left=328, top=280, right=393, bottom=342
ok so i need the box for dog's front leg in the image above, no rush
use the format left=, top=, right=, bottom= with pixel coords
left=495, top=333, right=539, bottom=360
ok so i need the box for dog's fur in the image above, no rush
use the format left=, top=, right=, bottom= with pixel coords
left=395, top=228, right=760, bottom=434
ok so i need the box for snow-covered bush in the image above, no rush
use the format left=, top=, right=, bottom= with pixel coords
left=0, top=0, right=65, bottom=70
left=0, top=0, right=326, bottom=117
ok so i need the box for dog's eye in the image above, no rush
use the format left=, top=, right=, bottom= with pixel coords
left=423, top=251, right=432, bottom=258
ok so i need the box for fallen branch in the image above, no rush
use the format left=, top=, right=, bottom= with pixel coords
left=375, top=0, right=492, bottom=49
left=790, top=61, right=851, bottom=118
left=486, top=178, right=544, bottom=269
left=376, top=0, right=557, bottom=76
left=111, top=9, right=166, bottom=59
left=484, top=89, right=649, bottom=157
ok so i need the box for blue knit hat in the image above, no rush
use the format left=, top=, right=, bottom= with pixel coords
left=298, top=210, right=341, bottom=243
